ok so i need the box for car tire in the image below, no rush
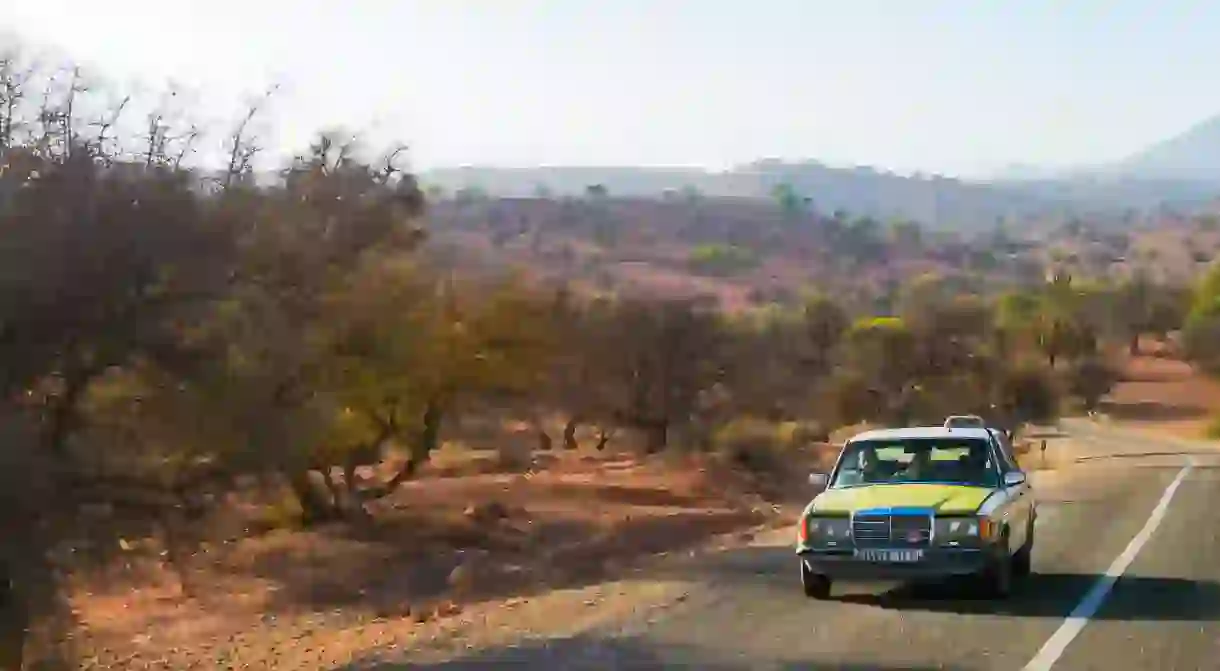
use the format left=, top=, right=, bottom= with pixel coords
left=975, top=540, right=1014, bottom=599
left=1013, top=518, right=1035, bottom=579
left=800, top=560, right=832, bottom=599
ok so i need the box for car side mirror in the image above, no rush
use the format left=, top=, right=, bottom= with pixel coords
left=808, top=472, right=829, bottom=488
left=1003, top=471, right=1027, bottom=487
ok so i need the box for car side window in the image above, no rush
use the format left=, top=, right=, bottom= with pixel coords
left=990, top=432, right=1019, bottom=474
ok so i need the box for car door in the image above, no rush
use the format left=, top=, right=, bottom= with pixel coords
left=990, top=430, right=1032, bottom=549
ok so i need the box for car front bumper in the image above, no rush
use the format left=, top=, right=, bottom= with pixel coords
left=796, top=545, right=1000, bottom=581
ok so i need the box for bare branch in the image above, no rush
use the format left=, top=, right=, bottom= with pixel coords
left=0, top=55, right=37, bottom=153
left=62, top=66, right=84, bottom=159
left=144, top=111, right=167, bottom=167
left=170, top=124, right=201, bottom=171
left=87, top=95, right=130, bottom=163
left=224, top=83, right=279, bottom=187
left=377, top=143, right=409, bottom=184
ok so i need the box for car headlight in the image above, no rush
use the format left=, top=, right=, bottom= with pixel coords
left=934, top=517, right=992, bottom=546
left=802, top=516, right=851, bottom=547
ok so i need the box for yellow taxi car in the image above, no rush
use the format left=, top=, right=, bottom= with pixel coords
left=797, top=425, right=1035, bottom=599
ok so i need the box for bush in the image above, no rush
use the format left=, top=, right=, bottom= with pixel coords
left=996, top=364, right=1061, bottom=426
left=1182, top=315, right=1220, bottom=375
left=711, top=418, right=791, bottom=473
left=1062, top=357, right=1119, bottom=411
left=252, top=491, right=307, bottom=533
left=788, top=420, right=831, bottom=445
left=687, top=244, right=761, bottom=277
left=1205, top=413, right=1220, bottom=440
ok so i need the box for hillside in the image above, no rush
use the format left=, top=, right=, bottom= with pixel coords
left=424, top=112, right=1220, bottom=230
left=1117, top=114, right=1220, bottom=182
left=423, top=162, right=1055, bottom=233
left=424, top=162, right=1220, bottom=233
left=426, top=194, right=1220, bottom=313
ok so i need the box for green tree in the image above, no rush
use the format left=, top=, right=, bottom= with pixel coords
left=1063, top=357, right=1119, bottom=412
left=771, top=182, right=806, bottom=218
left=687, top=244, right=761, bottom=276
left=590, top=298, right=726, bottom=451
left=1182, top=262, right=1220, bottom=373
left=840, top=317, right=919, bottom=424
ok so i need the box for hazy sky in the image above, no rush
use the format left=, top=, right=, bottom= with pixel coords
left=4, top=0, right=1220, bottom=176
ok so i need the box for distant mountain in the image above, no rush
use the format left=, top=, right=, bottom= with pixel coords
left=985, top=163, right=1073, bottom=182
left=1116, top=114, right=1220, bottom=182
left=422, top=162, right=1058, bottom=232
left=421, top=116, right=1220, bottom=231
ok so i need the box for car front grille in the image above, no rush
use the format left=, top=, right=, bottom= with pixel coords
left=851, top=513, right=933, bottom=548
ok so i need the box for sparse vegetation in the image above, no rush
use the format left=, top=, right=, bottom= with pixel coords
left=687, top=243, right=761, bottom=276
left=1182, top=261, right=1220, bottom=374
left=1206, top=413, right=1220, bottom=440
left=0, top=49, right=1216, bottom=668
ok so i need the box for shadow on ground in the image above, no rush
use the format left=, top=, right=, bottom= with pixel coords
left=1074, top=450, right=1220, bottom=463
left=651, top=544, right=1220, bottom=622
left=1097, top=399, right=1209, bottom=422
left=336, top=632, right=971, bottom=670
left=228, top=506, right=765, bottom=618
left=836, top=572, right=1220, bottom=620
left=533, top=481, right=705, bottom=507
left=1022, top=428, right=1069, bottom=439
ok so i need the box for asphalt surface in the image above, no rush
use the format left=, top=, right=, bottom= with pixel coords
left=382, top=425, right=1220, bottom=670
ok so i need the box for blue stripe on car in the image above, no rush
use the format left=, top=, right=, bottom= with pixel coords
left=854, top=506, right=935, bottom=516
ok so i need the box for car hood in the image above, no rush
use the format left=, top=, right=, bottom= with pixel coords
left=808, top=483, right=994, bottom=515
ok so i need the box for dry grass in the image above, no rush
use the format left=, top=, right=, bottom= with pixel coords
left=67, top=435, right=822, bottom=669
left=1101, top=338, right=1220, bottom=440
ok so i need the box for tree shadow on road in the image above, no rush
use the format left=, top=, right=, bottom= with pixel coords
left=339, top=632, right=972, bottom=670
left=1097, top=399, right=1209, bottom=422
left=836, top=572, right=1220, bottom=621
left=653, top=544, right=1220, bottom=622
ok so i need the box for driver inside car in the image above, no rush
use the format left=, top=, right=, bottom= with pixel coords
left=899, top=448, right=932, bottom=480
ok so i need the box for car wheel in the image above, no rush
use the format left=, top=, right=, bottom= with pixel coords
left=800, top=559, right=832, bottom=599
left=1013, top=519, right=1034, bottom=579
left=975, top=541, right=1014, bottom=599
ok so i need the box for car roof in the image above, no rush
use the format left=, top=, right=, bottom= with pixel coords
left=847, top=426, right=994, bottom=442
left=944, top=414, right=985, bottom=424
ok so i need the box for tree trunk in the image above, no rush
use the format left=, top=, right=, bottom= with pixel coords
left=0, top=528, right=77, bottom=670
left=562, top=418, right=579, bottom=450
left=644, top=420, right=668, bottom=453
left=288, top=471, right=338, bottom=526
left=341, top=461, right=358, bottom=508
left=348, top=403, right=444, bottom=508
left=405, top=401, right=443, bottom=465
left=41, top=367, right=93, bottom=457
left=0, top=560, right=25, bottom=671
left=159, top=507, right=199, bottom=601
left=1128, top=332, right=1140, bottom=356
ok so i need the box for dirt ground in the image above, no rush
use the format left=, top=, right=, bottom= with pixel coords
left=68, top=441, right=836, bottom=669
left=1101, top=338, right=1220, bottom=439
left=61, top=340, right=1220, bottom=669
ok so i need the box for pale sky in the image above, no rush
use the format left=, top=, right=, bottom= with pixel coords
left=3, top=0, right=1220, bottom=177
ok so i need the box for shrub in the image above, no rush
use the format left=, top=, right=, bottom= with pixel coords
left=687, top=244, right=761, bottom=277
left=1062, top=357, right=1120, bottom=411
left=1205, top=413, right=1220, bottom=440
left=1182, top=315, right=1220, bottom=375
left=711, top=418, right=790, bottom=474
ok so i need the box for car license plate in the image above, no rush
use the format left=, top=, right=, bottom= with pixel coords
left=854, top=548, right=924, bottom=563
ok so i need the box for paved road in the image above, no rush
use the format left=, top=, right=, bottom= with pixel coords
left=381, top=425, right=1220, bottom=670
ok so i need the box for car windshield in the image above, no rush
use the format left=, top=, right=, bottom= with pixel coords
left=831, top=437, right=999, bottom=488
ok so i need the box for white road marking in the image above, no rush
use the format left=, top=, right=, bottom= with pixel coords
left=1022, top=458, right=1195, bottom=671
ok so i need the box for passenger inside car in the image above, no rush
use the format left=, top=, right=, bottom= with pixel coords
left=832, top=437, right=998, bottom=487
